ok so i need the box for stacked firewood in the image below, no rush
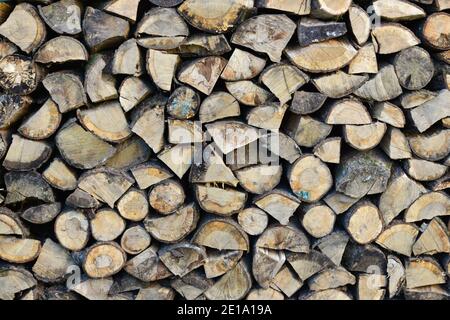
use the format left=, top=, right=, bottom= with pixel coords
left=0, top=0, right=449, bottom=301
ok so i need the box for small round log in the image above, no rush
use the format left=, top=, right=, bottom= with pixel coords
left=301, top=203, right=336, bottom=238
left=91, top=209, right=126, bottom=242
left=117, top=188, right=149, bottom=222
left=167, top=86, right=200, bottom=120
left=0, top=55, right=43, bottom=95
left=120, top=226, right=151, bottom=255
left=237, top=207, right=269, bottom=236
left=54, top=209, right=90, bottom=251
left=83, top=242, right=127, bottom=278
left=149, top=179, right=185, bottom=215
left=344, top=201, right=384, bottom=245
left=193, top=218, right=249, bottom=251
left=394, top=46, right=434, bottom=90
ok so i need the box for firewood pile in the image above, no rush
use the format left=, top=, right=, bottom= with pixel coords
left=0, top=0, right=449, bottom=301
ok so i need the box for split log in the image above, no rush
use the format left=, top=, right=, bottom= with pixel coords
left=0, top=207, right=29, bottom=237
left=199, top=92, right=240, bottom=124
left=301, top=203, right=336, bottom=238
left=5, top=171, right=55, bottom=207
left=0, top=3, right=46, bottom=54
left=146, top=49, right=180, bottom=92
left=105, top=136, right=151, bottom=171
left=168, top=119, right=203, bottom=144
left=357, top=274, right=387, bottom=300
left=104, top=0, right=141, bottom=23
left=380, top=127, right=412, bottom=160
left=3, top=134, right=51, bottom=171
left=313, top=71, right=368, bottom=99
left=286, top=115, right=332, bottom=148
left=112, top=39, right=143, bottom=76
left=354, top=64, right=403, bottom=102
left=124, top=245, right=172, bottom=282
left=286, top=251, right=333, bottom=282
left=246, top=288, right=284, bottom=300
left=221, top=49, right=266, bottom=81
left=34, top=36, right=88, bottom=64
left=400, top=89, right=437, bottom=109
left=71, top=278, right=114, bottom=300
left=231, top=14, right=296, bottom=63
left=404, top=192, right=450, bottom=223
left=43, top=72, right=86, bottom=113
left=159, top=243, right=206, bottom=277
left=0, top=236, right=41, bottom=264
left=348, top=4, right=371, bottom=46
left=170, top=270, right=213, bottom=300
left=193, top=218, right=249, bottom=251
left=344, top=122, right=387, bottom=151
left=169, top=34, right=232, bottom=57
left=404, top=159, right=447, bottom=182
left=290, top=91, right=326, bottom=115
left=0, top=267, right=37, bottom=300
left=235, top=164, right=282, bottom=195
left=349, top=44, right=379, bottom=75
left=344, top=201, right=384, bottom=245
left=82, top=7, right=130, bottom=53
left=157, top=144, right=194, bottom=179
left=149, top=179, right=185, bottom=215
left=270, top=265, right=302, bottom=297
left=409, top=90, right=450, bottom=133
left=413, top=218, right=450, bottom=256
left=91, top=209, right=126, bottom=242
left=117, top=188, right=149, bottom=222
left=343, top=243, right=387, bottom=273
left=405, top=258, right=446, bottom=288
left=42, top=158, right=77, bottom=191
left=85, top=54, right=118, bottom=104
left=376, top=222, right=419, bottom=257
left=288, top=154, right=333, bottom=203
left=0, top=39, right=17, bottom=60
left=422, top=13, right=450, bottom=50
left=387, top=255, right=405, bottom=299
left=0, top=55, right=43, bottom=95
left=256, top=0, right=311, bottom=15
left=260, top=132, right=302, bottom=164
left=32, top=239, right=74, bottom=283
left=323, top=191, right=360, bottom=215
left=246, top=103, right=288, bottom=131
left=323, top=99, right=371, bottom=125
left=307, top=267, right=356, bottom=291
left=18, top=99, right=61, bottom=140
left=136, top=7, right=188, bottom=38
left=312, top=231, right=349, bottom=266
left=38, top=0, right=83, bottom=35
left=256, top=225, right=310, bottom=253
left=313, top=138, right=341, bottom=164
left=285, top=39, right=357, bottom=73
left=136, top=283, right=175, bottom=301
left=300, top=289, right=352, bottom=300
left=237, top=207, right=269, bottom=236
left=408, top=129, right=450, bottom=161
left=0, top=95, right=32, bottom=129
left=297, top=17, right=347, bottom=47
left=206, top=121, right=260, bottom=154
left=83, top=242, right=127, bottom=278
left=225, top=80, right=272, bottom=106
left=371, top=102, right=405, bottom=128
left=372, top=24, right=420, bottom=54
left=56, top=119, right=116, bottom=170
left=373, top=0, right=425, bottom=21
left=394, top=46, right=434, bottom=90
left=310, top=0, right=352, bottom=19
left=119, top=77, right=152, bottom=112
left=404, top=285, right=450, bottom=300
left=21, top=203, right=61, bottom=225
left=204, top=250, right=243, bottom=279
left=132, top=101, right=166, bottom=154
left=54, top=209, right=89, bottom=251
left=195, top=185, right=247, bottom=217
left=254, top=190, right=301, bottom=225
left=144, top=203, right=199, bottom=244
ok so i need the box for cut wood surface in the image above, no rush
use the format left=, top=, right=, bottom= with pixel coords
left=0, top=0, right=447, bottom=301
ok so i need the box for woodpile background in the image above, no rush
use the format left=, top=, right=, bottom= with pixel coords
left=0, top=0, right=449, bottom=301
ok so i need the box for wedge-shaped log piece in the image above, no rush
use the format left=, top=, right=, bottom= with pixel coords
left=422, top=13, right=450, bottom=50
left=254, top=190, right=301, bottom=225
left=0, top=55, right=43, bottom=95
left=0, top=267, right=37, bottom=300
left=21, top=203, right=61, bottom=225
left=190, top=145, right=238, bottom=187
left=379, top=167, right=426, bottom=225
left=43, top=72, right=86, bottom=113
left=83, top=242, right=127, bottom=278
left=236, top=164, right=282, bottom=195
left=335, top=149, right=392, bottom=198
left=260, top=132, right=302, bottom=164
left=149, top=179, right=185, bottom=215
left=297, top=17, right=347, bottom=47
left=0, top=208, right=28, bottom=237
left=105, top=136, right=151, bottom=171
left=349, top=44, right=378, bottom=75
left=78, top=102, right=131, bottom=143
left=158, top=144, right=193, bottom=179
left=136, top=283, right=175, bottom=301
left=91, top=209, right=126, bottom=242
left=310, top=0, right=352, bottom=19
left=376, top=222, right=419, bottom=256
left=256, top=0, right=311, bottom=15
left=323, top=99, right=371, bottom=125
left=344, top=122, right=387, bottom=151
left=104, top=0, right=141, bottom=22
left=357, top=274, right=387, bottom=300
left=413, top=218, right=450, bottom=256
left=179, top=0, right=253, bottom=34
left=372, top=24, right=420, bottom=54
left=147, top=49, right=180, bottom=91
left=206, top=121, right=261, bottom=154
left=56, top=120, right=116, bottom=169
left=83, top=7, right=130, bottom=52
left=170, top=270, right=213, bottom=300
left=132, top=103, right=165, bottom=154
left=193, top=218, right=249, bottom=251
left=78, top=168, right=133, bottom=208
left=289, top=154, right=333, bottom=202
left=286, top=251, right=333, bottom=281
left=232, top=14, right=296, bottom=63
left=136, top=7, right=188, bottom=37
left=199, top=92, right=240, bottom=124
left=373, top=0, right=426, bottom=21
left=323, top=191, right=359, bottom=215
left=372, top=102, right=405, bottom=128
left=66, top=189, right=100, bottom=209
left=313, top=71, right=368, bottom=99
left=256, top=225, right=310, bottom=253
left=406, top=258, right=446, bottom=289
left=404, top=285, right=450, bottom=300
left=32, top=238, right=74, bottom=283
left=286, top=115, right=332, bottom=148
left=300, top=289, right=352, bottom=300
left=71, top=278, right=114, bottom=300
left=124, top=245, right=172, bottom=282
left=112, top=39, right=143, bottom=76
left=0, top=94, right=32, bottom=129
left=247, top=288, right=284, bottom=300
left=195, top=185, right=247, bottom=216
left=386, top=255, right=405, bottom=298
left=348, top=4, right=371, bottom=46
left=394, top=46, right=434, bottom=90
left=221, top=49, right=266, bottom=81
left=3, top=134, right=51, bottom=171
left=120, top=226, right=151, bottom=255
left=290, top=91, right=326, bottom=115
left=410, top=90, right=450, bottom=133
left=301, top=203, right=335, bottom=238
left=354, top=64, right=403, bottom=101
left=313, top=231, right=349, bottom=266
left=144, top=203, right=199, bottom=244
left=39, top=0, right=82, bottom=35
left=0, top=236, right=41, bottom=264
left=247, top=103, right=288, bottom=131
left=404, top=192, right=450, bottom=223
left=253, top=247, right=285, bottom=288
left=117, top=188, right=148, bottom=222
left=403, top=159, right=447, bottom=182
left=285, top=39, right=357, bottom=73
left=342, top=243, right=387, bottom=273
left=225, top=81, right=272, bottom=106
left=168, top=119, right=203, bottom=144
left=204, top=250, right=243, bottom=279
left=408, top=129, right=450, bottom=161
left=159, top=243, right=206, bottom=277
left=261, top=64, right=309, bottom=105
left=308, top=267, right=356, bottom=291
left=178, top=56, right=227, bottom=95
left=131, top=162, right=173, bottom=190
left=344, top=200, right=384, bottom=245
left=85, top=54, right=118, bottom=104
left=313, top=137, right=341, bottom=164
left=400, top=89, right=437, bottom=109
left=204, top=261, right=252, bottom=300
left=380, top=127, right=412, bottom=160
left=170, top=34, right=231, bottom=57
left=238, top=207, right=269, bottom=236
left=0, top=3, right=46, bottom=54
left=5, top=171, right=55, bottom=206
left=19, top=99, right=61, bottom=140
left=119, top=77, right=152, bottom=112
left=35, top=36, right=88, bottom=64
